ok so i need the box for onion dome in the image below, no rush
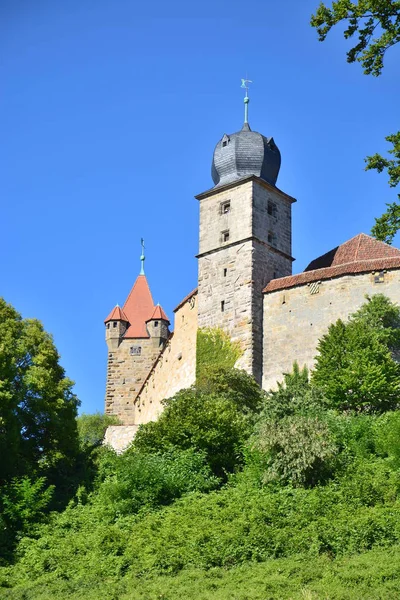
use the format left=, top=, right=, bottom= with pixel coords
left=211, top=122, right=281, bottom=188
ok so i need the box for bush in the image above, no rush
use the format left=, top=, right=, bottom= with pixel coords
left=134, top=387, right=251, bottom=478
left=250, top=414, right=338, bottom=487
left=312, top=295, right=400, bottom=412
left=93, top=447, right=219, bottom=520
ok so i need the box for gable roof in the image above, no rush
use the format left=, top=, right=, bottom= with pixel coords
left=173, top=288, right=198, bottom=312
left=264, top=233, right=400, bottom=294
left=104, top=305, right=129, bottom=323
left=146, top=304, right=170, bottom=324
left=122, top=274, right=155, bottom=338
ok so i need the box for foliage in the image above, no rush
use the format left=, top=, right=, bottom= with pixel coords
left=93, top=447, right=219, bottom=520
left=196, top=327, right=242, bottom=382
left=3, top=547, right=400, bottom=600
left=0, top=478, right=54, bottom=561
left=367, top=132, right=400, bottom=243
left=311, top=1, right=400, bottom=242
left=261, top=361, right=327, bottom=420
left=311, top=0, right=400, bottom=76
left=0, top=298, right=79, bottom=485
left=77, top=412, right=120, bottom=450
left=312, top=295, right=400, bottom=412
left=250, top=414, right=338, bottom=487
left=197, top=366, right=265, bottom=416
left=133, top=386, right=252, bottom=478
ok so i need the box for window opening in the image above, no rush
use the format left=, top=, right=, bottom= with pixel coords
left=268, top=201, right=277, bottom=217
left=222, top=230, right=230, bottom=243
left=130, top=346, right=142, bottom=356
left=221, top=201, right=231, bottom=214
left=113, top=321, right=118, bottom=328
left=154, top=321, right=159, bottom=327
left=221, top=300, right=225, bottom=312
left=223, top=268, right=227, bottom=277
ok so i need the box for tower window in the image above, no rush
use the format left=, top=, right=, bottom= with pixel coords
left=221, top=300, right=225, bottom=312
left=113, top=321, right=118, bottom=328
left=268, top=201, right=277, bottom=217
left=221, top=134, right=230, bottom=147
left=374, top=271, right=385, bottom=284
left=130, top=346, right=142, bottom=356
left=222, top=230, right=230, bottom=243
left=154, top=321, right=159, bottom=327
left=220, top=201, right=231, bottom=214
left=268, top=231, right=275, bottom=245
left=223, top=268, right=227, bottom=277
left=106, top=323, right=110, bottom=329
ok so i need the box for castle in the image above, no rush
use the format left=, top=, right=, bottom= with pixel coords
left=104, top=92, right=400, bottom=452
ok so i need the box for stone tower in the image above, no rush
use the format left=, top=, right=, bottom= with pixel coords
left=196, top=96, right=296, bottom=384
left=104, top=256, right=170, bottom=424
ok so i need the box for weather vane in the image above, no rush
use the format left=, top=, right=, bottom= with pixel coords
left=241, top=78, right=252, bottom=124
left=140, top=238, right=145, bottom=275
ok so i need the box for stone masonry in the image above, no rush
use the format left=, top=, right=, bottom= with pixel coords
left=196, top=175, right=295, bottom=384
left=263, top=268, right=400, bottom=391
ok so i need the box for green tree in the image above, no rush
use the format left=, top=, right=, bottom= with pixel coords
left=77, top=412, right=120, bottom=450
left=0, top=298, right=79, bottom=484
left=311, top=1, right=400, bottom=243
left=312, top=295, right=400, bottom=412
left=262, top=361, right=327, bottom=420
left=134, top=368, right=262, bottom=478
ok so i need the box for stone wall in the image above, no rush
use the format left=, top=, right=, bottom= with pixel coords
left=262, top=269, right=400, bottom=391
left=104, top=425, right=139, bottom=453
left=197, top=177, right=294, bottom=384
left=105, top=335, right=165, bottom=425
left=133, top=292, right=198, bottom=424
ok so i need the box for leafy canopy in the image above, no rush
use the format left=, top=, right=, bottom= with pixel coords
left=311, top=0, right=400, bottom=76
left=0, top=297, right=79, bottom=484
left=311, top=1, right=400, bottom=243
left=312, top=295, right=400, bottom=412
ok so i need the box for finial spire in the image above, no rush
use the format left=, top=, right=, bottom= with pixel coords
left=241, top=77, right=252, bottom=124
left=140, top=238, right=145, bottom=275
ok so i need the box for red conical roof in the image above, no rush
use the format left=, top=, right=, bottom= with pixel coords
left=146, top=304, right=170, bottom=324
left=104, top=305, right=129, bottom=324
left=122, top=274, right=155, bottom=338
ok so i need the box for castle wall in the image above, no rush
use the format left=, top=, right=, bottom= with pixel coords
left=105, top=335, right=164, bottom=424
left=262, top=269, right=400, bottom=391
left=133, top=293, right=198, bottom=424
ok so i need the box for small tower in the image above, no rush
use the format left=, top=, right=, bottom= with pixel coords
left=146, top=304, right=170, bottom=346
left=196, top=80, right=296, bottom=385
left=104, top=305, right=129, bottom=350
left=104, top=242, right=171, bottom=424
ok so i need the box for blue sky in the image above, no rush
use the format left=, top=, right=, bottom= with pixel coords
left=1, top=0, right=399, bottom=414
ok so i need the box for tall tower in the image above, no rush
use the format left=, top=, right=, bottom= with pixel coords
left=196, top=85, right=296, bottom=384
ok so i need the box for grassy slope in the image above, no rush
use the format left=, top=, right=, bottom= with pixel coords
left=2, top=546, right=400, bottom=600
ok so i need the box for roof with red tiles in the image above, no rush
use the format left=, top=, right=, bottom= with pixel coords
left=173, top=287, right=198, bottom=313
left=147, top=304, right=170, bottom=324
left=122, top=274, right=155, bottom=338
left=264, top=234, right=400, bottom=294
left=104, top=305, right=129, bottom=324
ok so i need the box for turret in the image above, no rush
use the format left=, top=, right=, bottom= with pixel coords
left=146, top=304, right=170, bottom=346
left=104, top=305, right=129, bottom=350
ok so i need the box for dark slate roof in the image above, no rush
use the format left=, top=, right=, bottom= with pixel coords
left=211, top=122, right=281, bottom=188
left=264, top=234, right=400, bottom=294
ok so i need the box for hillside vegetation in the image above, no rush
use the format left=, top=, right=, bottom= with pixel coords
left=1, top=295, right=400, bottom=599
